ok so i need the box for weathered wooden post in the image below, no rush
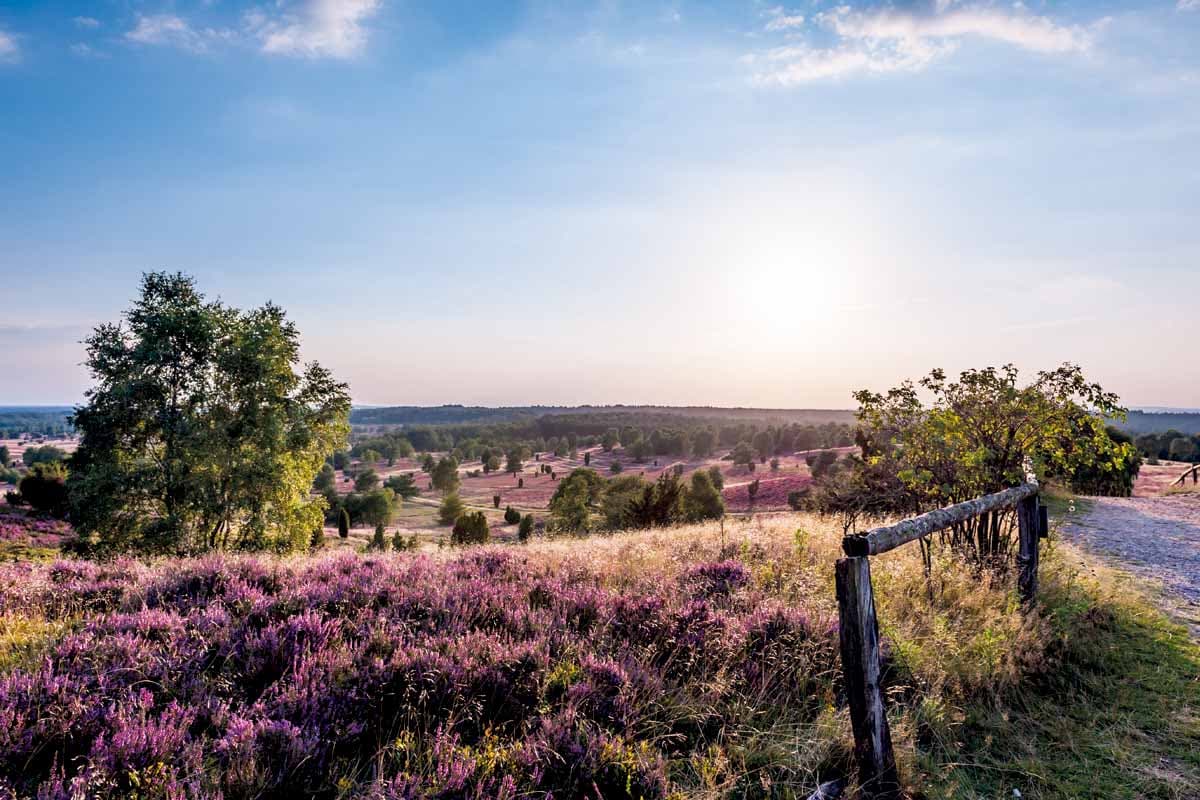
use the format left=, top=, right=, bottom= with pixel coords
left=835, top=556, right=900, bottom=799
left=1016, top=494, right=1040, bottom=603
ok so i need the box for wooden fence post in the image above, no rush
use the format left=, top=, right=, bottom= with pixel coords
left=835, top=557, right=900, bottom=799
left=1017, top=494, right=1040, bottom=603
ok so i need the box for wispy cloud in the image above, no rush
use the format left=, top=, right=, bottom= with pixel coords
left=0, top=29, right=18, bottom=63
left=73, top=16, right=101, bottom=29
left=246, top=0, right=382, bottom=59
left=763, top=6, right=805, bottom=32
left=125, top=14, right=234, bottom=53
left=70, top=42, right=108, bottom=59
left=1179, top=0, right=1200, bottom=11
left=749, top=2, right=1103, bottom=85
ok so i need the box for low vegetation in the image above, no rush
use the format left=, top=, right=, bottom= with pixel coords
left=0, top=515, right=1193, bottom=799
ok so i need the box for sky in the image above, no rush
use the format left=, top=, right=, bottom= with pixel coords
left=1, top=0, right=1198, bottom=409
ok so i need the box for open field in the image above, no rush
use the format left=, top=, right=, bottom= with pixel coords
left=0, top=512, right=1195, bottom=799
left=0, top=436, right=79, bottom=467
left=326, top=446, right=856, bottom=542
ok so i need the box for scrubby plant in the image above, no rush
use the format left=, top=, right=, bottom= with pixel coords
left=610, top=460, right=623, bottom=474
left=337, top=507, right=350, bottom=538
left=437, top=492, right=466, bottom=526
left=504, top=505, right=521, bottom=525
left=450, top=510, right=489, bottom=545
left=518, top=513, right=534, bottom=541
left=493, top=494, right=501, bottom=509
left=369, top=523, right=387, bottom=551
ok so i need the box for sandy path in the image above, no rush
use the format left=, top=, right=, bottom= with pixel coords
left=1057, top=494, right=1200, bottom=634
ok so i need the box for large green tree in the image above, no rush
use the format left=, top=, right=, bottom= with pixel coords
left=68, top=272, right=351, bottom=554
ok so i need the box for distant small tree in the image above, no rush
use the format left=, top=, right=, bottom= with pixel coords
left=747, top=478, right=760, bottom=503
left=505, top=449, right=524, bottom=476
left=518, top=477, right=524, bottom=488
left=601, top=429, right=619, bottom=452
left=770, top=457, right=780, bottom=472
left=383, top=473, right=420, bottom=499
left=484, top=454, right=501, bottom=473
left=431, top=457, right=461, bottom=493
left=338, top=508, right=350, bottom=538
left=309, top=527, right=325, bottom=550
left=692, top=429, right=716, bottom=459
left=313, top=463, right=337, bottom=492
left=369, top=523, right=387, bottom=551
left=22, top=445, right=66, bottom=467
left=391, top=529, right=407, bottom=551
left=518, top=513, right=534, bottom=542
left=731, top=441, right=756, bottom=470
left=17, top=462, right=69, bottom=516
left=584, top=451, right=591, bottom=466
left=451, top=511, right=489, bottom=545
left=610, top=460, right=623, bottom=474
left=707, top=465, right=724, bottom=490
left=0, top=444, right=9, bottom=466
left=685, top=469, right=725, bottom=522
left=355, top=468, right=380, bottom=492
left=360, top=488, right=396, bottom=528
left=504, top=505, right=521, bottom=524
left=437, top=492, right=465, bottom=526
left=421, top=453, right=436, bottom=472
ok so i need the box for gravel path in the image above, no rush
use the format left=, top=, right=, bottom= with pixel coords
left=1057, top=494, right=1200, bottom=634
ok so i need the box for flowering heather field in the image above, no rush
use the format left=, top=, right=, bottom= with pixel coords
left=0, top=512, right=74, bottom=551
left=723, top=474, right=813, bottom=512
left=0, top=519, right=850, bottom=799
left=0, top=514, right=1194, bottom=799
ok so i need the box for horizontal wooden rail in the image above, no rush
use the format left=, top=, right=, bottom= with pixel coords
left=841, top=483, right=1038, bottom=557
left=1170, top=463, right=1199, bottom=487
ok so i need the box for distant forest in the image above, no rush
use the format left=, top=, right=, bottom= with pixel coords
left=351, top=404, right=857, bottom=428
left=1111, top=410, right=1200, bottom=436
left=0, top=407, right=73, bottom=438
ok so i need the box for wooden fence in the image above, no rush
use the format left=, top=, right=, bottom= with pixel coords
left=834, top=479, right=1047, bottom=799
left=1170, top=463, right=1199, bottom=488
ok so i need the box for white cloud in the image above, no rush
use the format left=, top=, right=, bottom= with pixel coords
left=70, top=42, right=108, bottom=59
left=0, top=29, right=17, bottom=62
left=763, top=7, right=805, bottom=32
left=125, top=14, right=233, bottom=53
left=1179, top=0, right=1200, bottom=10
left=247, top=0, right=381, bottom=59
left=751, top=2, right=1101, bottom=85
left=73, top=16, right=101, bottom=29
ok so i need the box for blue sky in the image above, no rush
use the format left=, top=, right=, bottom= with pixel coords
left=1, top=0, right=1198, bottom=408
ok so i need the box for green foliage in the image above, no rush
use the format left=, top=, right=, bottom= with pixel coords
left=746, top=478, right=760, bottom=502
left=354, top=468, right=380, bottom=492
left=68, top=272, right=350, bottom=555
left=338, top=508, right=350, bottom=539
left=309, top=527, right=325, bottom=550
left=806, top=449, right=840, bottom=478
left=625, top=473, right=685, bottom=529
left=731, top=441, right=755, bottom=468
left=600, top=428, right=619, bottom=452
left=359, top=488, right=396, bottom=528
left=383, top=473, right=420, bottom=499
left=854, top=363, right=1136, bottom=505
left=0, top=467, right=19, bottom=485
left=504, top=505, right=521, bottom=525
left=368, top=523, right=387, bottom=551
left=707, top=465, right=724, bottom=490
left=769, top=457, right=780, bottom=471
left=420, top=453, right=436, bottom=473
left=691, top=429, right=716, bottom=458
left=609, top=460, right=623, bottom=474
left=437, top=492, right=465, bottom=526
left=548, top=471, right=596, bottom=532
left=313, top=463, right=336, bottom=492
left=450, top=510, right=489, bottom=545
left=21, top=445, right=66, bottom=467
left=601, top=474, right=650, bottom=529
left=517, top=513, right=534, bottom=541
left=683, top=469, right=724, bottom=522
left=17, top=462, right=69, bottom=516
left=505, top=449, right=524, bottom=476
left=0, top=445, right=8, bottom=466
left=431, top=457, right=461, bottom=494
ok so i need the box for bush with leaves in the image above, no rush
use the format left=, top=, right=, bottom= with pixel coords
left=451, top=510, right=489, bottom=545
left=383, top=473, right=420, bottom=500
left=16, top=461, right=69, bottom=516
left=431, top=457, right=461, bottom=494
left=369, top=523, right=387, bottom=551
left=504, top=505, right=521, bottom=525
left=338, top=508, right=350, bottom=539
left=684, top=469, right=725, bottom=522
left=354, top=468, right=380, bottom=492
left=437, top=493, right=466, bottom=526
left=517, top=513, right=534, bottom=541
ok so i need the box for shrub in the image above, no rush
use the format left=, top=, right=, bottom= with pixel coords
left=17, top=462, right=69, bottom=517
left=309, top=528, right=325, bottom=550
left=518, top=513, right=534, bottom=541
left=437, top=493, right=466, bottom=526
left=337, top=508, right=350, bottom=538
left=770, top=457, right=780, bottom=472
left=369, top=523, right=387, bottom=551
left=450, top=510, right=489, bottom=545
left=707, top=466, right=724, bottom=490
left=610, top=460, right=623, bottom=474
left=747, top=478, right=760, bottom=503
left=504, top=505, right=521, bottom=525
left=354, top=468, right=380, bottom=492
left=493, top=494, right=501, bottom=509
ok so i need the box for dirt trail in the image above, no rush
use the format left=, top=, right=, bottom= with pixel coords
left=1057, top=493, right=1200, bottom=635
